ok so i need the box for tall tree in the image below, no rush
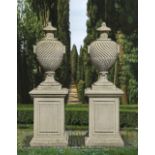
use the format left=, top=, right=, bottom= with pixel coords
left=56, top=0, right=71, bottom=87
left=71, top=45, right=78, bottom=82
left=17, top=0, right=43, bottom=103
left=30, top=0, right=57, bottom=26
left=77, top=0, right=138, bottom=104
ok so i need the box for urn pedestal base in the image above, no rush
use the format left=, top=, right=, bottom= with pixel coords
left=29, top=87, right=68, bottom=147
left=30, top=132, right=68, bottom=147
left=85, top=81, right=124, bottom=147
left=85, top=133, right=124, bottom=147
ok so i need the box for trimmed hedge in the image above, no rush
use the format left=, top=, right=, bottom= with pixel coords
left=17, top=109, right=137, bottom=128
left=18, top=104, right=138, bottom=111
left=17, top=109, right=33, bottom=124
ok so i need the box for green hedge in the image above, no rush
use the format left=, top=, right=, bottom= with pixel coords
left=17, top=109, right=33, bottom=124
left=18, top=104, right=138, bottom=111
left=17, top=109, right=137, bottom=128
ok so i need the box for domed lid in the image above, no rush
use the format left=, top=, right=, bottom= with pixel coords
left=43, top=22, right=57, bottom=33
left=42, top=22, right=58, bottom=41
left=97, top=22, right=111, bottom=32
left=96, top=22, right=111, bottom=41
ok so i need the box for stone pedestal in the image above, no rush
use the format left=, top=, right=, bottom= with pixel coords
left=85, top=78, right=124, bottom=147
left=29, top=80, right=68, bottom=147
left=29, top=22, right=69, bottom=147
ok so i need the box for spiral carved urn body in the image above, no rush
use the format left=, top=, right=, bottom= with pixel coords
left=88, top=22, right=120, bottom=89
left=34, top=22, right=65, bottom=90
left=89, top=22, right=119, bottom=73
left=35, top=23, right=65, bottom=72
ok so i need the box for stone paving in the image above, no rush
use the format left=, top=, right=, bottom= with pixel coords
left=68, top=81, right=80, bottom=104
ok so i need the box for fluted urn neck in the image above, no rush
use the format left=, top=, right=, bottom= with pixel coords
left=43, top=22, right=57, bottom=40
left=97, top=22, right=111, bottom=40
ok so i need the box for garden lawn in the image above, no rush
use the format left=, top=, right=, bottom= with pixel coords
left=18, top=147, right=137, bottom=155
left=17, top=127, right=137, bottom=155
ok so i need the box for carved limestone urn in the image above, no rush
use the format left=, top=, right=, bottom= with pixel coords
left=34, top=22, right=65, bottom=90
left=88, top=22, right=120, bottom=90
left=85, top=22, right=124, bottom=147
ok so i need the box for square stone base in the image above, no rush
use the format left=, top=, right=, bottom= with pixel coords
left=85, top=87, right=124, bottom=147
left=30, top=132, right=68, bottom=147
left=85, top=133, right=124, bottom=147
left=29, top=88, right=68, bottom=147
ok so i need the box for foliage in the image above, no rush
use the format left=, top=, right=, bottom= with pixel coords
left=18, top=146, right=137, bottom=155
left=76, top=0, right=138, bottom=104
left=77, top=80, right=85, bottom=104
left=17, top=109, right=33, bottom=124
left=76, top=47, right=97, bottom=103
left=17, top=0, right=71, bottom=104
left=30, top=0, right=57, bottom=26
left=18, top=103, right=138, bottom=111
left=71, top=45, right=78, bottom=81
left=17, top=0, right=43, bottom=103
left=55, top=0, right=71, bottom=87
left=18, top=0, right=138, bottom=105
left=116, top=32, right=138, bottom=104
left=65, top=110, right=138, bottom=128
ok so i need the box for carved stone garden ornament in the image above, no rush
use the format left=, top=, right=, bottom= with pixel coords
left=29, top=22, right=68, bottom=147
left=34, top=22, right=65, bottom=90
left=85, top=22, right=124, bottom=147
left=88, top=22, right=120, bottom=90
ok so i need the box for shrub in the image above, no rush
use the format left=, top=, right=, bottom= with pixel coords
left=17, top=109, right=33, bottom=124
left=77, top=80, right=85, bottom=103
left=17, top=109, right=137, bottom=128
left=120, top=111, right=138, bottom=128
left=65, top=109, right=88, bottom=125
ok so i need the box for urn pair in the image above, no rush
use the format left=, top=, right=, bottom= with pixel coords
left=34, top=22, right=120, bottom=87
left=30, top=22, right=124, bottom=147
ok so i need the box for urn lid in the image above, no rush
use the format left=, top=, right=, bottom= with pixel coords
left=96, top=22, right=111, bottom=41
left=43, top=22, right=57, bottom=33
left=97, top=22, right=111, bottom=32
left=41, top=22, right=58, bottom=41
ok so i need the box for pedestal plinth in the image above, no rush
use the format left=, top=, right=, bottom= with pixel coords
left=29, top=86, right=68, bottom=147
left=85, top=80, right=124, bottom=147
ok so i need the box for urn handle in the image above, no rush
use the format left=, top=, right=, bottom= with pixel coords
left=88, top=45, right=90, bottom=54
left=117, top=44, right=120, bottom=54
left=63, top=46, right=66, bottom=54
left=33, top=45, right=36, bottom=54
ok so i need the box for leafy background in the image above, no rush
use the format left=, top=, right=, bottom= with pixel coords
left=17, top=0, right=138, bottom=105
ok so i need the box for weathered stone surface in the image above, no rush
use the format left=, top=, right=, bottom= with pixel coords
left=85, top=83, right=124, bottom=147
left=35, top=22, right=65, bottom=72
left=29, top=89, right=68, bottom=147
left=68, top=80, right=80, bottom=104
left=85, top=22, right=124, bottom=147
left=29, top=22, right=68, bottom=147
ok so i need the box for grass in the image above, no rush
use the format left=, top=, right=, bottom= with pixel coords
left=18, top=147, right=137, bottom=155
left=17, top=127, right=137, bottom=147
left=17, top=123, right=137, bottom=155
left=18, top=104, right=138, bottom=112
